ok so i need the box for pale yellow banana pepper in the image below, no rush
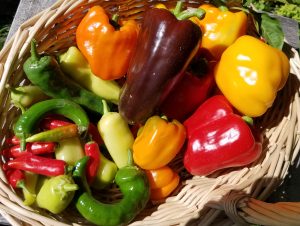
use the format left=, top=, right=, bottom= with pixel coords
left=214, top=35, right=290, bottom=117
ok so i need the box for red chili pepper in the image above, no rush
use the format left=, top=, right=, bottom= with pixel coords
left=5, top=155, right=68, bottom=177
left=39, top=115, right=73, bottom=130
left=40, top=115, right=103, bottom=146
left=159, top=70, right=215, bottom=121
left=84, top=141, right=101, bottom=184
left=5, top=136, right=21, bottom=145
left=183, top=95, right=262, bottom=176
left=5, top=169, right=25, bottom=189
left=88, top=123, right=103, bottom=146
left=5, top=142, right=56, bottom=158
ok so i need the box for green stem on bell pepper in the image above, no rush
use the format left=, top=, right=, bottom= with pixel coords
left=98, top=100, right=134, bottom=168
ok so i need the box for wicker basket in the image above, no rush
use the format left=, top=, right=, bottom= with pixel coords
left=0, top=0, right=300, bottom=225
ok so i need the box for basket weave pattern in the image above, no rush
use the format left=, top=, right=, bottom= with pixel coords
left=0, top=0, right=300, bottom=225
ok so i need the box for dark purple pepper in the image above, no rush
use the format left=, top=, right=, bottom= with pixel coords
left=119, top=6, right=203, bottom=124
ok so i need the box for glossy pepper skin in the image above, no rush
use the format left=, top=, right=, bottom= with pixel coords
left=159, top=68, right=215, bottom=122
left=5, top=155, right=68, bottom=177
left=59, top=46, right=121, bottom=104
left=145, top=166, right=180, bottom=200
left=118, top=6, right=203, bottom=124
left=214, top=35, right=290, bottom=117
left=133, top=116, right=186, bottom=170
left=36, top=175, right=78, bottom=214
left=76, top=6, right=139, bottom=81
left=98, top=100, right=134, bottom=169
left=184, top=95, right=262, bottom=176
left=191, top=4, right=247, bottom=60
left=23, top=40, right=106, bottom=114
left=74, top=154, right=150, bottom=226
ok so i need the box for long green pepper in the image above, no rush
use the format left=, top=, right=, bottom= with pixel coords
left=23, top=40, right=106, bottom=114
left=73, top=153, right=150, bottom=226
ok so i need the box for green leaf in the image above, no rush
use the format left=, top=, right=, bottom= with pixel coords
left=0, top=25, right=9, bottom=50
left=260, top=13, right=284, bottom=49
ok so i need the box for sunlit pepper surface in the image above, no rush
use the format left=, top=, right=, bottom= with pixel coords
left=214, top=35, right=290, bottom=117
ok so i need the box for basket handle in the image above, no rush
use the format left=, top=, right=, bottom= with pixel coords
left=224, top=192, right=300, bottom=226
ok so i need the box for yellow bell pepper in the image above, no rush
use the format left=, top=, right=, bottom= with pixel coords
left=214, top=35, right=290, bottom=117
left=191, top=4, right=247, bottom=60
left=133, top=116, right=186, bottom=170
left=145, top=166, right=180, bottom=200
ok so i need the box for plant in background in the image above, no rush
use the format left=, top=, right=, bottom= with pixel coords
left=0, top=25, right=9, bottom=50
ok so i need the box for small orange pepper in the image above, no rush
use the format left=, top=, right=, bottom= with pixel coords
left=76, top=6, right=139, bottom=80
left=145, top=166, right=180, bottom=200
left=133, top=116, right=186, bottom=170
left=191, top=4, right=247, bottom=60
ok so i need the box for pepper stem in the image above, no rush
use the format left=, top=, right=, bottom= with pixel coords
left=173, top=1, right=183, bottom=16
left=111, top=14, right=119, bottom=23
left=242, top=116, right=254, bottom=126
left=127, top=149, right=133, bottom=166
left=30, top=40, right=40, bottom=62
left=102, top=100, right=110, bottom=114
left=176, top=8, right=206, bottom=20
left=63, top=183, right=79, bottom=192
left=110, top=14, right=121, bottom=30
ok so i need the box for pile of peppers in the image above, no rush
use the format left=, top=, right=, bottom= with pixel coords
left=1, top=1, right=291, bottom=226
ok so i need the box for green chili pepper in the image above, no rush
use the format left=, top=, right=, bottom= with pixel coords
left=13, top=98, right=89, bottom=150
left=36, top=174, right=78, bottom=214
left=73, top=156, right=91, bottom=194
left=91, top=153, right=118, bottom=190
left=74, top=151, right=150, bottom=226
left=97, top=100, right=134, bottom=168
left=23, top=40, right=106, bottom=114
left=59, top=46, right=121, bottom=105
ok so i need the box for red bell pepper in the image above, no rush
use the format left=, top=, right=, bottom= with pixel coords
left=183, top=95, right=262, bottom=176
left=159, top=70, right=215, bottom=121
left=84, top=141, right=101, bottom=184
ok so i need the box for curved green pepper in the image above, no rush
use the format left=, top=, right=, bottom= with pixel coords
left=23, top=40, right=106, bottom=114
left=13, top=98, right=89, bottom=150
left=74, top=153, right=150, bottom=226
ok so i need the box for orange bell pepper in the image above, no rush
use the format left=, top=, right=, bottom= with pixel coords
left=76, top=6, right=139, bottom=80
left=191, top=4, right=247, bottom=60
left=145, top=166, right=180, bottom=200
left=133, top=116, right=186, bottom=170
